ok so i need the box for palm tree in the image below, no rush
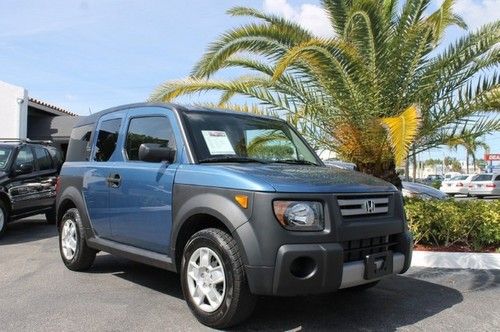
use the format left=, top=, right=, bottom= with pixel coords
left=447, top=133, right=490, bottom=173
left=150, top=0, right=500, bottom=187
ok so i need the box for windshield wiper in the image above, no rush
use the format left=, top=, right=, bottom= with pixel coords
left=272, top=159, right=318, bottom=166
left=198, top=156, right=268, bottom=164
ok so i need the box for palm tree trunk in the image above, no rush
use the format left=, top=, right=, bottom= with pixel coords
left=466, top=153, right=470, bottom=173
left=357, top=160, right=402, bottom=190
left=404, top=158, right=410, bottom=181
left=471, top=153, right=476, bottom=173
left=412, top=146, right=417, bottom=182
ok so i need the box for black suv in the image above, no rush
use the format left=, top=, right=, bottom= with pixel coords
left=0, top=139, right=61, bottom=237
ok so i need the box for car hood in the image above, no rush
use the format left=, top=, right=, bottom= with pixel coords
left=177, top=164, right=397, bottom=193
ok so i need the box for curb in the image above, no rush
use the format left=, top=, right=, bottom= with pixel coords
left=411, top=251, right=500, bottom=270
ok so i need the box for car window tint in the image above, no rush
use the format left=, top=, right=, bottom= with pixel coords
left=35, top=147, right=53, bottom=170
left=474, top=174, right=493, bottom=181
left=67, top=124, right=93, bottom=162
left=94, top=119, right=121, bottom=162
left=495, top=175, right=500, bottom=181
left=0, top=147, right=13, bottom=170
left=15, top=146, right=35, bottom=168
left=125, top=116, right=176, bottom=161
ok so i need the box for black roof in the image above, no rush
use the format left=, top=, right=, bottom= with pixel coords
left=74, top=102, right=282, bottom=127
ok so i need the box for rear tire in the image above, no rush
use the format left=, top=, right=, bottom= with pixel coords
left=0, top=201, right=9, bottom=238
left=180, top=228, right=256, bottom=329
left=59, top=208, right=96, bottom=271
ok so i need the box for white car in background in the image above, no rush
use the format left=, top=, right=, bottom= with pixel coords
left=468, top=173, right=500, bottom=198
left=443, top=172, right=462, bottom=182
left=440, top=174, right=476, bottom=197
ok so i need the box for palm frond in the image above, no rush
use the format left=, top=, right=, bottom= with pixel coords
left=426, top=0, right=467, bottom=42
left=380, top=105, right=422, bottom=166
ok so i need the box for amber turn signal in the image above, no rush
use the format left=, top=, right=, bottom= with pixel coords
left=234, top=195, right=249, bottom=209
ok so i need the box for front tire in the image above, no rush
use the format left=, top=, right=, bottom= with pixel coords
left=180, top=228, right=256, bottom=329
left=59, top=208, right=96, bottom=271
left=0, top=201, right=9, bottom=238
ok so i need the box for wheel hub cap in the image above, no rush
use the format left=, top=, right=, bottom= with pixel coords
left=61, top=219, right=77, bottom=260
left=186, top=247, right=226, bottom=312
left=0, top=209, right=4, bottom=230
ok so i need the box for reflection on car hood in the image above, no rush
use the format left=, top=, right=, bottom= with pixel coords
left=402, top=181, right=447, bottom=199
left=177, top=164, right=397, bottom=193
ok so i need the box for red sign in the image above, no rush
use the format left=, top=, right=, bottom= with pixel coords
left=484, top=154, right=500, bottom=161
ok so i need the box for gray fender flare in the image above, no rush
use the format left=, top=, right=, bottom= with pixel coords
left=171, top=189, right=253, bottom=264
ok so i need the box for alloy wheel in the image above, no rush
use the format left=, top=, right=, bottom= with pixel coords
left=186, top=247, right=226, bottom=313
left=0, top=208, right=4, bottom=232
left=61, top=219, right=78, bottom=260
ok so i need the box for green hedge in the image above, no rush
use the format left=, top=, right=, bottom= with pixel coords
left=404, top=198, right=500, bottom=250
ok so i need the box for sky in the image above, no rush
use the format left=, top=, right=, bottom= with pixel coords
left=0, top=0, right=499, bottom=161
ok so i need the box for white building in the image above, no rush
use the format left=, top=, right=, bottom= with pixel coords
left=0, top=80, right=78, bottom=155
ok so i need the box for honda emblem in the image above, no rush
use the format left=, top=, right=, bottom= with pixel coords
left=364, top=200, right=376, bottom=213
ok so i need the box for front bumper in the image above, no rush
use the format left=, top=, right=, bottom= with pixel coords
left=244, top=232, right=412, bottom=296
left=235, top=190, right=412, bottom=296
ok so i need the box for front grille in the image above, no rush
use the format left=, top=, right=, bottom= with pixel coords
left=337, top=194, right=390, bottom=217
left=342, top=235, right=398, bottom=263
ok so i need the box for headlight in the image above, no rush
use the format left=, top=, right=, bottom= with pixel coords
left=273, top=201, right=324, bottom=231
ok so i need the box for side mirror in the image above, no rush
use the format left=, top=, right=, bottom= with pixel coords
left=138, top=143, right=176, bottom=163
left=15, top=163, right=34, bottom=175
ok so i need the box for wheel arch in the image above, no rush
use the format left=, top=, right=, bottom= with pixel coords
left=56, top=186, right=93, bottom=235
left=173, top=212, right=237, bottom=272
left=0, top=190, right=12, bottom=215
left=171, top=186, right=254, bottom=272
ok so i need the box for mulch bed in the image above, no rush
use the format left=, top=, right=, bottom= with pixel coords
left=414, top=243, right=499, bottom=253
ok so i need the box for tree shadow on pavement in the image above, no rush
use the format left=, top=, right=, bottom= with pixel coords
left=0, top=217, right=56, bottom=245
left=405, top=267, right=499, bottom=293
left=236, top=273, right=464, bottom=331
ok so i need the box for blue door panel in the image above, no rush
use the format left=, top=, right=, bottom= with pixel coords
left=82, top=167, right=112, bottom=238
left=108, top=162, right=177, bottom=254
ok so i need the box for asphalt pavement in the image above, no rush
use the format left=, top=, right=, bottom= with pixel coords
left=0, top=217, right=499, bottom=331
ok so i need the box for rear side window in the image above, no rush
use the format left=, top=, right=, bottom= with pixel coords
left=15, top=146, right=35, bottom=168
left=67, top=124, right=94, bottom=162
left=34, top=147, right=53, bottom=170
left=495, top=175, right=500, bottom=181
left=125, top=116, right=176, bottom=161
left=94, top=119, right=121, bottom=162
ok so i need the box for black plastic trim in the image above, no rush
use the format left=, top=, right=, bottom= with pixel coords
left=87, top=236, right=175, bottom=271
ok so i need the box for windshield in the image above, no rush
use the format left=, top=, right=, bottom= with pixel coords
left=182, top=111, right=320, bottom=165
left=0, top=146, right=13, bottom=170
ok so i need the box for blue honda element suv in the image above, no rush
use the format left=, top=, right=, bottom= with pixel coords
left=56, top=103, right=412, bottom=328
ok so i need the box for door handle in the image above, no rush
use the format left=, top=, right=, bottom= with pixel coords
left=106, top=173, right=121, bottom=188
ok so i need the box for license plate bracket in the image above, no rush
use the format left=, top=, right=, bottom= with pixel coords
left=364, top=251, right=393, bottom=280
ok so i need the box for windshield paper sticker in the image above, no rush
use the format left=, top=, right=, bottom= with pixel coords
left=201, top=130, right=236, bottom=155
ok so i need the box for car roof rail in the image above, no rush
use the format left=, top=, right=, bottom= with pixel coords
left=0, top=138, right=53, bottom=145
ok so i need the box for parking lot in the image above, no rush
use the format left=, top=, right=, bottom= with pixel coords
left=1, top=216, right=499, bottom=331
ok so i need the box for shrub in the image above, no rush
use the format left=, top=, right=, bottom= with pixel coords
left=404, top=198, right=500, bottom=250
